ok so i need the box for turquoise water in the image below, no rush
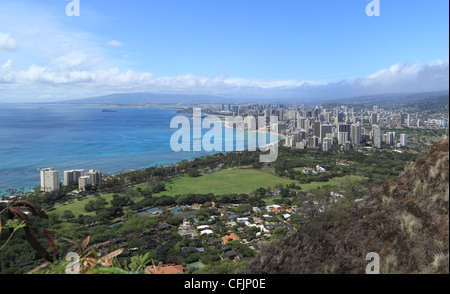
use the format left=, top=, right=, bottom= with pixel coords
left=0, top=104, right=278, bottom=193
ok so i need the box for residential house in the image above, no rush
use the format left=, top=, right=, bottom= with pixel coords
left=220, top=251, right=244, bottom=262
left=266, top=204, right=281, bottom=212
left=252, top=217, right=263, bottom=224
left=222, top=232, right=240, bottom=245
left=145, top=264, right=184, bottom=274
left=226, top=221, right=237, bottom=227
left=237, top=217, right=249, bottom=224
left=200, top=229, right=213, bottom=235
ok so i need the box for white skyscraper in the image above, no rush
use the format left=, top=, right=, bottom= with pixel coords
left=40, top=168, right=60, bottom=192
left=386, top=132, right=396, bottom=145
left=338, top=131, right=348, bottom=145
left=406, top=114, right=411, bottom=127
left=64, top=169, right=85, bottom=186
left=351, top=123, right=362, bottom=147
left=400, top=134, right=408, bottom=147
left=78, top=176, right=92, bottom=191
left=84, top=169, right=103, bottom=186
left=323, top=138, right=332, bottom=152
left=373, top=125, right=382, bottom=148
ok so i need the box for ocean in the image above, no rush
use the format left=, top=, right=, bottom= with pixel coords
left=0, top=104, right=279, bottom=193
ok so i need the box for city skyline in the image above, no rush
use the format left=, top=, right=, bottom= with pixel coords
left=0, top=0, right=448, bottom=102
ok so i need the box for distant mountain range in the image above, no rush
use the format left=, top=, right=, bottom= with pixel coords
left=56, top=92, right=231, bottom=105
left=329, top=90, right=449, bottom=107
left=54, top=90, right=449, bottom=107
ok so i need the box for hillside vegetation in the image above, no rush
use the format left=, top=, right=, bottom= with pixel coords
left=245, top=137, right=449, bottom=274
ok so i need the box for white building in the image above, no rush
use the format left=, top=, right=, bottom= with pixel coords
left=200, top=230, right=213, bottom=235
left=351, top=123, right=362, bottom=147
left=78, top=176, right=92, bottom=191
left=84, top=169, right=102, bottom=186
left=400, top=134, right=408, bottom=147
left=373, top=125, right=382, bottom=148
left=338, top=131, right=348, bottom=145
left=40, top=168, right=60, bottom=192
left=237, top=217, right=249, bottom=224
left=386, top=132, right=396, bottom=145
left=266, top=205, right=281, bottom=212
left=63, top=169, right=84, bottom=186
left=322, top=138, right=332, bottom=151
left=316, top=165, right=326, bottom=173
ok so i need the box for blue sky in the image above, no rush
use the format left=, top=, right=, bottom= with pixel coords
left=0, top=0, right=448, bottom=102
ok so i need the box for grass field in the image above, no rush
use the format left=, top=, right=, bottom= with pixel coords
left=50, top=167, right=366, bottom=218
left=151, top=167, right=297, bottom=197
left=152, top=167, right=366, bottom=197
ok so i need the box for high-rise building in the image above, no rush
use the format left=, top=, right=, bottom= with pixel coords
left=308, top=136, right=319, bottom=148
left=320, top=124, right=333, bottom=143
left=371, top=113, right=378, bottom=125
left=338, top=124, right=351, bottom=142
left=337, top=113, right=345, bottom=123
left=386, top=132, right=396, bottom=145
left=400, top=113, right=408, bottom=127
left=325, top=133, right=334, bottom=145
left=400, top=134, right=408, bottom=147
left=351, top=123, right=362, bottom=147
left=322, top=138, right=332, bottom=152
left=63, top=169, right=84, bottom=186
left=324, top=112, right=331, bottom=124
left=40, top=168, right=60, bottom=192
left=78, top=176, right=92, bottom=191
left=84, top=169, right=102, bottom=186
left=298, top=117, right=308, bottom=130
left=338, top=131, right=348, bottom=145
left=373, top=125, right=382, bottom=148
left=277, top=109, right=285, bottom=121
left=343, top=141, right=352, bottom=151
left=231, top=105, right=239, bottom=115
left=313, top=121, right=321, bottom=139
left=406, top=114, right=411, bottom=127
left=287, top=110, right=296, bottom=120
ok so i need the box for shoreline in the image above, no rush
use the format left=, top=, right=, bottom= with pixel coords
left=223, top=119, right=287, bottom=142
left=1, top=107, right=285, bottom=197
left=1, top=125, right=285, bottom=198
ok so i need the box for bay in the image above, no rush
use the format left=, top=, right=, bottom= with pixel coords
left=0, top=104, right=279, bottom=193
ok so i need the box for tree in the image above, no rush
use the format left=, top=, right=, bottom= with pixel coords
left=273, top=226, right=288, bottom=235
left=111, top=194, right=133, bottom=208
left=62, top=210, right=75, bottom=221
left=187, top=168, right=201, bottom=178
left=84, top=196, right=107, bottom=213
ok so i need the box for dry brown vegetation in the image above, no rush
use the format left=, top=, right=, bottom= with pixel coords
left=245, top=138, right=449, bottom=274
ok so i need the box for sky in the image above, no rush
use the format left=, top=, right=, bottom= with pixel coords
left=0, top=0, right=448, bottom=102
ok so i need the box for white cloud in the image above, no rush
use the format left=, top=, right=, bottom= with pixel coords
left=0, top=33, right=18, bottom=52
left=106, top=40, right=124, bottom=47
left=1, top=56, right=448, bottom=102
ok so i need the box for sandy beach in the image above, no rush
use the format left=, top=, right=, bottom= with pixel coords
left=223, top=119, right=286, bottom=143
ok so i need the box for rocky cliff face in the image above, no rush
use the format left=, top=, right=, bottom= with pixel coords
left=245, top=138, right=449, bottom=274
